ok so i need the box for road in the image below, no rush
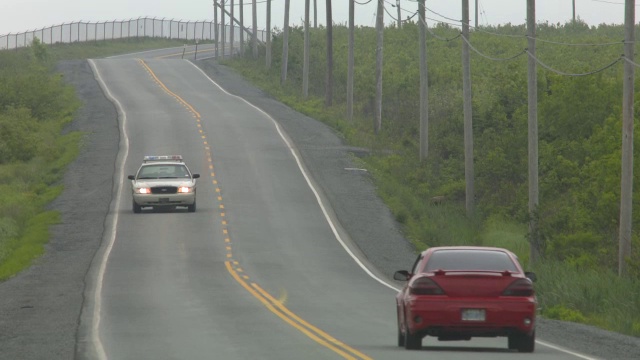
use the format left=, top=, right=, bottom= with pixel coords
left=70, top=50, right=601, bottom=360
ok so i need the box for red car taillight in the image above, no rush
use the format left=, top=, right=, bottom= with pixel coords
left=409, top=277, right=445, bottom=295
left=502, top=278, right=534, bottom=297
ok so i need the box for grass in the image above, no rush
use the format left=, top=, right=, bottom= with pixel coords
left=0, top=211, right=59, bottom=281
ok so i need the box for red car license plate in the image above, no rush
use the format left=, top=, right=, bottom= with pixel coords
left=461, top=309, right=486, bottom=321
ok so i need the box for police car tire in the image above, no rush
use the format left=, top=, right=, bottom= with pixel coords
left=133, top=201, right=142, bottom=214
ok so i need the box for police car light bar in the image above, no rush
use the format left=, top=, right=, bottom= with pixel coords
left=143, top=155, right=183, bottom=163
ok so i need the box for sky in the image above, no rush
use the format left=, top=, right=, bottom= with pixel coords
left=0, top=0, right=631, bottom=36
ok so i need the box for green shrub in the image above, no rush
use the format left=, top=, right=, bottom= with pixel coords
left=544, top=305, right=588, bottom=323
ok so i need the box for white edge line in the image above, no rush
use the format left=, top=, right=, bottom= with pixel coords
left=184, top=60, right=601, bottom=360
left=536, top=340, right=600, bottom=360
left=186, top=59, right=399, bottom=293
left=87, top=58, right=130, bottom=360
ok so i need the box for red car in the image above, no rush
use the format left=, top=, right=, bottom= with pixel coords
left=394, top=246, right=537, bottom=352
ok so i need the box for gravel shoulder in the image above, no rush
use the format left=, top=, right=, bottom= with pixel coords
left=0, top=58, right=637, bottom=360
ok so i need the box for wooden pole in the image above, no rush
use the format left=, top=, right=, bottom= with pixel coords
left=303, top=0, right=310, bottom=97
left=347, top=0, right=355, bottom=121
left=325, top=0, right=334, bottom=106
left=252, top=0, right=258, bottom=58
left=419, top=0, right=429, bottom=161
left=527, top=0, right=540, bottom=263
left=619, top=0, right=635, bottom=276
left=462, top=0, right=475, bottom=217
left=281, top=0, right=290, bottom=83
left=266, top=0, right=272, bottom=67
left=374, top=0, right=384, bottom=133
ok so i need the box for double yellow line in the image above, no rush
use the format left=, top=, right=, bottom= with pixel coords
left=136, top=58, right=372, bottom=360
left=226, top=263, right=372, bottom=360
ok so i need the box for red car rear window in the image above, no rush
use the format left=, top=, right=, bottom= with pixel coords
left=424, top=250, right=519, bottom=272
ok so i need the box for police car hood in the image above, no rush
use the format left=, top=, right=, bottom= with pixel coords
left=134, top=178, right=195, bottom=187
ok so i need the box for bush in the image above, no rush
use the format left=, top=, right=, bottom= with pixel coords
left=544, top=305, right=588, bottom=323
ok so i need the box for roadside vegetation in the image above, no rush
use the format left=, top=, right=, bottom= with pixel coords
left=0, top=37, right=195, bottom=280
left=224, top=20, right=640, bottom=336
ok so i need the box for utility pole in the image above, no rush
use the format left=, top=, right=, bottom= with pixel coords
left=303, top=0, right=310, bottom=97
left=527, top=0, right=540, bottom=264
left=462, top=0, right=474, bottom=217
left=396, top=0, right=402, bottom=29
left=252, top=0, right=258, bottom=58
left=281, top=0, right=290, bottom=84
left=348, top=0, right=355, bottom=121
left=314, top=0, right=318, bottom=28
left=266, top=0, right=272, bottom=68
left=418, top=0, right=428, bottom=161
left=572, top=0, right=576, bottom=23
left=619, top=0, right=635, bottom=277
left=221, top=0, right=226, bottom=60
left=475, top=0, right=479, bottom=28
left=374, top=0, right=384, bottom=133
left=230, top=0, right=234, bottom=55
left=325, top=0, right=334, bottom=106
left=240, top=0, right=244, bottom=54
left=214, top=0, right=219, bottom=58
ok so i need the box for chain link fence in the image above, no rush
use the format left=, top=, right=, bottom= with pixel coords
left=0, top=17, right=267, bottom=50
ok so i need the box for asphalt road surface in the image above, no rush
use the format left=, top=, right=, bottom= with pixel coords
left=1, top=46, right=639, bottom=360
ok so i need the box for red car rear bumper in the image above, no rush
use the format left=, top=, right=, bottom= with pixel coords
left=404, top=296, right=536, bottom=337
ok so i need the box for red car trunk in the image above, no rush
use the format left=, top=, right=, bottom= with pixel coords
left=430, top=273, right=521, bottom=298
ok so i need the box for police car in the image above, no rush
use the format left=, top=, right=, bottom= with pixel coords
left=127, top=155, right=200, bottom=213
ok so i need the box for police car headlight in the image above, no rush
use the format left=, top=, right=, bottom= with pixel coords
left=135, top=187, right=152, bottom=194
left=178, top=186, right=193, bottom=193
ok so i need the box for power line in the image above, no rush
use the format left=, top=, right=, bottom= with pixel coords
left=381, top=0, right=418, bottom=23
left=419, top=16, right=462, bottom=42
left=526, top=50, right=622, bottom=76
left=418, top=16, right=621, bottom=72
left=622, top=56, right=640, bottom=68
left=532, top=36, right=623, bottom=47
left=461, top=33, right=527, bottom=61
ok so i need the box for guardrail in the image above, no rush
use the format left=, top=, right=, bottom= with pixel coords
left=0, top=17, right=267, bottom=50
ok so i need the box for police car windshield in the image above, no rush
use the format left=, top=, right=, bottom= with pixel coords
left=137, top=165, right=190, bottom=179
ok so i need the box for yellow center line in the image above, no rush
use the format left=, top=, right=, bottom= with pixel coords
left=253, top=283, right=373, bottom=360
left=225, top=262, right=360, bottom=360
left=136, top=58, right=372, bottom=360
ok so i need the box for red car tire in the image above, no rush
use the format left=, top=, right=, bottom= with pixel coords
left=404, top=321, right=422, bottom=350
